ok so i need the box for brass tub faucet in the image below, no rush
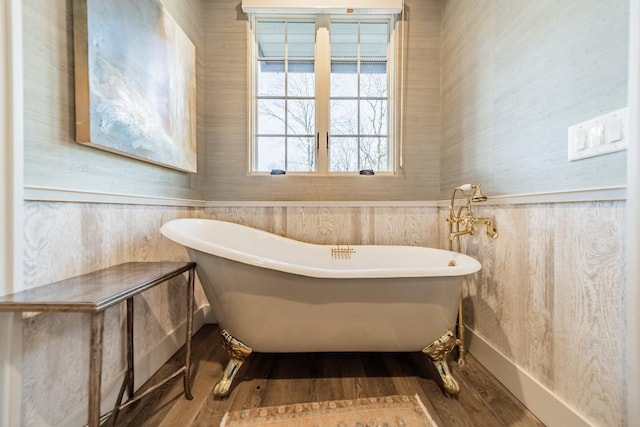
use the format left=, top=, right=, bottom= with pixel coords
left=447, top=184, right=498, bottom=251
left=446, top=184, right=498, bottom=366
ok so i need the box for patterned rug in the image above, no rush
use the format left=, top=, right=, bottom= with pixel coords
left=220, top=394, right=438, bottom=426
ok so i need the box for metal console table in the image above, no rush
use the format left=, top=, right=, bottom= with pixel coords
left=0, top=261, right=196, bottom=427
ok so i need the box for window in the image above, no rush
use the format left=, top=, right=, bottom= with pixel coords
left=254, top=20, right=317, bottom=172
left=250, top=15, right=396, bottom=174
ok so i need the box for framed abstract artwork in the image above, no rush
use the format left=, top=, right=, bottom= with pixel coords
left=73, top=0, right=197, bottom=172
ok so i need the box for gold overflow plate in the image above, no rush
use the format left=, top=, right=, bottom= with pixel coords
left=331, top=245, right=356, bottom=260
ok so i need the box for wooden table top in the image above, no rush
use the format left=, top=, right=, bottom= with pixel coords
left=0, top=262, right=196, bottom=313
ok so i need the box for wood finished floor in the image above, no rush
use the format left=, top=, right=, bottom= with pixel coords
left=113, top=324, right=545, bottom=426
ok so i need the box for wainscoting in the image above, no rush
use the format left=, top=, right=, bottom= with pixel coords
left=205, top=199, right=626, bottom=427
left=456, top=201, right=626, bottom=427
left=20, top=202, right=206, bottom=427
left=18, top=195, right=626, bottom=426
left=204, top=205, right=440, bottom=246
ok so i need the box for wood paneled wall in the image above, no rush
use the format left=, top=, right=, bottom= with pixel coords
left=440, top=0, right=629, bottom=198
left=204, top=205, right=440, bottom=246
left=21, top=202, right=206, bottom=427
left=445, top=201, right=627, bottom=426
left=204, top=200, right=627, bottom=426
left=203, top=0, right=442, bottom=201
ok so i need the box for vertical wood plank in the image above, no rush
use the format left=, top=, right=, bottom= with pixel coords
left=462, top=201, right=626, bottom=426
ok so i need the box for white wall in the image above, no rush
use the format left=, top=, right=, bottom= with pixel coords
left=1, top=0, right=23, bottom=297
left=440, top=0, right=628, bottom=197
left=626, top=0, right=639, bottom=424
left=0, top=0, right=24, bottom=425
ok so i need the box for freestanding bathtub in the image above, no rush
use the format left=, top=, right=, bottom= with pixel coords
left=160, top=218, right=481, bottom=397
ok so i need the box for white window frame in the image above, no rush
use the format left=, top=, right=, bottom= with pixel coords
left=247, top=13, right=399, bottom=175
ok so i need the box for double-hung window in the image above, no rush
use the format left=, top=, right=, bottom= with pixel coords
left=250, top=14, right=397, bottom=174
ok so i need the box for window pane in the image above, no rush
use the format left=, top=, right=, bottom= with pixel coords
left=256, top=137, right=285, bottom=171
left=288, top=22, right=315, bottom=57
left=360, top=22, right=388, bottom=58
left=287, top=136, right=316, bottom=171
left=331, top=22, right=357, bottom=58
left=330, top=100, right=358, bottom=135
left=288, top=61, right=314, bottom=97
left=360, top=137, right=388, bottom=170
left=329, top=137, right=358, bottom=171
left=253, top=17, right=393, bottom=173
left=360, top=99, right=387, bottom=135
left=258, top=99, right=285, bottom=134
left=258, top=61, right=285, bottom=96
left=331, top=62, right=357, bottom=97
left=360, top=62, right=387, bottom=97
left=287, top=99, right=315, bottom=134
left=257, top=21, right=285, bottom=57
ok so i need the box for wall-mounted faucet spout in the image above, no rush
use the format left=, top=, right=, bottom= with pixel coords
left=475, top=217, right=498, bottom=239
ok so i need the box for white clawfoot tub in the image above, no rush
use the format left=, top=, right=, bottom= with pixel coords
left=161, top=218, right=481, bottom=397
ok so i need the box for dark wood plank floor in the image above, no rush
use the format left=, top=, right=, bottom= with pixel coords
left=113, top=324, right=545, bottom=426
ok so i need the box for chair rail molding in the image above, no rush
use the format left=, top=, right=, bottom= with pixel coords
left=25, top=185, right=625, bottom=208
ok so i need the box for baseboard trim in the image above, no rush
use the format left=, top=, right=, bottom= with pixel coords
left=466, top=328, right=592, bottom=427
left=58, top=304, right=210, bottom=427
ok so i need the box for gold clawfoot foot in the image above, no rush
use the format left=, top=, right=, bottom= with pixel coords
left=422, top=329, right=461, bottom=397
left=213, top=329, right=252, bottom=399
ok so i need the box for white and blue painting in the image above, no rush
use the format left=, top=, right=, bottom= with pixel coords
left=77, top=0, right=197, bottom=172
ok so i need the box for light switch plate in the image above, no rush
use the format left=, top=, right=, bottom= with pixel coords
left=568, top=107, right=628, bottom=161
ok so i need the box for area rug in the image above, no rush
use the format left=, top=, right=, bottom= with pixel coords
left=220, top=394, right=438, bottom=426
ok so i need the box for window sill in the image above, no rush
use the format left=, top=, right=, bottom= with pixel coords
left=249, top=171, right=397, bottom=177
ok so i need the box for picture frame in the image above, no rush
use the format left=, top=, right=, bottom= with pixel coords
left=72, top=0, right=197, bottom=173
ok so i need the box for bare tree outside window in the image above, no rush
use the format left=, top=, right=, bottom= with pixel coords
left=252, top=18, right=392, bottom=174
left=330, top=22, right=389, bottom=172
left=255, top=21, right=316, bottom=172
